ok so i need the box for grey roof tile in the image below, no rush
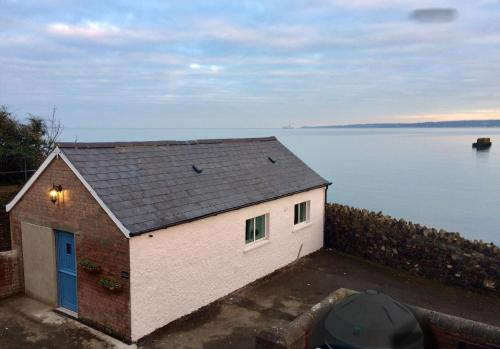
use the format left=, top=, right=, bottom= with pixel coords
left=59, top=137, right=330, bottom=235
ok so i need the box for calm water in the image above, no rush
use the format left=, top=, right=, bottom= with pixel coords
left=62, top=127, right=500, bottom=244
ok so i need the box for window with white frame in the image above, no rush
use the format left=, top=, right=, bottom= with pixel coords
left=294, top=201, right=310, bottom=225
left=245, top=214, right=267, bottom=244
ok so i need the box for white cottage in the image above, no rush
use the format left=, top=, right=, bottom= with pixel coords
left=6, top=136, right=331, bottom=342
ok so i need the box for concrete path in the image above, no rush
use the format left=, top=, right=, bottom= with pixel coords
left=1, top=250, right=499, bottom=348
left=0, top=296, right=135, bottom=349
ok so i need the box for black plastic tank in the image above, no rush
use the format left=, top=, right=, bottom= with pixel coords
left=318, top=290, right=424, bottom=349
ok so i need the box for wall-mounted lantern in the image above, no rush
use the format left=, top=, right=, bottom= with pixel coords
left=49, top=184, right=63, bottom=204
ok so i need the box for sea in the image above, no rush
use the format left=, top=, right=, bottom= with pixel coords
left=61, top=127, right=500, bottom=245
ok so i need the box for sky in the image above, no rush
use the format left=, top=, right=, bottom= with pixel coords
left=1, top=0, right=500, bottom=128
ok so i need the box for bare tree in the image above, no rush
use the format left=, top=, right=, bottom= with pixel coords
left=44, top=106, right=63, bottom=155
left=28, top=106, right=63, bottom=156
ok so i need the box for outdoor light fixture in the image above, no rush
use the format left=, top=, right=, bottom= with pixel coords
left=49, top=184, right=63, bottom=204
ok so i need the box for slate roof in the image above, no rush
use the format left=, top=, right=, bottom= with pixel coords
left=58, top=137, right=331, bottom=236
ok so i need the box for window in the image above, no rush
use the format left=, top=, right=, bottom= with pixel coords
left=294, top=201, right=310, bottom=225
left=245, top=214, right=267, bottom=244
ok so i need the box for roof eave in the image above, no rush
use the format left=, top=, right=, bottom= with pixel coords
left=129, top=182, right=331, bottom=237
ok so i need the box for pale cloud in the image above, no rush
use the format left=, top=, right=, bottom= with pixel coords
left=45, top=21, right=173, bottom=43
left=398, top=110, right=500, bottom=122
left=307, top=110, right=500, bottom=126
left=197, top=20, right=345, bottom=49
left=189, top=63, right=223, bottom=73
left=0, top=34, right=38, bottom=46
left=47, top=21, right=120, bottom=39
left=305, top=0, right=437, bottom=9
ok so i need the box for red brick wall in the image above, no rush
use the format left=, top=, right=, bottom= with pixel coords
left=0, top=211, right=11, bottom=251
left=9, top=158, right=131, bottom=341
left=0, top=250, right=21, bottom=298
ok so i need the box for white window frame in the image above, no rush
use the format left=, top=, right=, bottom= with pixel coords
left=245, top=214, right=269, bottom=245
left=294, top=201, right=311, bottom=226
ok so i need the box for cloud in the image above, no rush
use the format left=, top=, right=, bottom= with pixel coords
left=398, top=110, right=500, bottom=122
left=189, top=63, right=223, bottom=73
left=196, top=20, right=344, bottom=49
left=307, top=109, right=500, bottom=126
left=45, top=21, right=173, bottom=43
left=409, top=8, right=458, bottom=23
left=2, top=1, right=500, bottom=127
left=47, top=21, right=120, bottom=39
left=305, top=0, right=440, bottom=10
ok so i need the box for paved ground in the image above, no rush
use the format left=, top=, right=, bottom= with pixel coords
left=0, top=296, right=132, bottom=349
left=139, top=250, right=500, bottom=349
left=1, top=250, right=499, bottom=348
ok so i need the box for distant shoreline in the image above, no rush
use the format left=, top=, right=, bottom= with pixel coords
left=302, top=119, right=500, bottom=129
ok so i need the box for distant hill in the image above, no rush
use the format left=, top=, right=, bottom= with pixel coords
left=303, top=120, right=500, bottom=128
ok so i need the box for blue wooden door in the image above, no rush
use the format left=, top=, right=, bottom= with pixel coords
left=56, top=230, right=77, bottom=312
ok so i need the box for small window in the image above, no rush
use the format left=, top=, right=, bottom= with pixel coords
left=66, top=243, right=72, bottom=255
left=245, top=214, right=267, bottom=244
left=294, top=201, right=310, bottom=225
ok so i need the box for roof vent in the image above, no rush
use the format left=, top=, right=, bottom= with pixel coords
left=192, top=165, right=203, bottom=174
left=268, top=156, right=276, bottom=164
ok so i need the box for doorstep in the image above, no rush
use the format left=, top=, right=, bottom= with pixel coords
left=54, top=307, right=78, bottom=320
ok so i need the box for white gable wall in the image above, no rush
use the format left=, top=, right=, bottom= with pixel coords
left=129, top=187, right=326, bottom=341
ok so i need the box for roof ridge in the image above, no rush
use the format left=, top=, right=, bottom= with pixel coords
left=57, top=136, right=277, bottom=149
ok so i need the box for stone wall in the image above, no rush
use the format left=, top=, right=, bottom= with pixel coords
left=256, top=288, right=500, bottom=349
left=0, top=250, right=21, bottom=299
left=325, top=203, right=500, bottom=294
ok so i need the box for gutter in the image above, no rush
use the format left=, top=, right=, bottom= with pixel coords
left=129, top=182, right=332, bottom=237
left=324, top=183, right=331, bottom=248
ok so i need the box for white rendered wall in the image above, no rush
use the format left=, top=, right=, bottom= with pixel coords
left=129, top=187, right=326, bottom=341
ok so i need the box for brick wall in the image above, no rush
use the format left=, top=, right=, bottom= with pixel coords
left=9, top=158, right=131, bottom=342
left=0, top=209, right=10, bottom=251
left=0, top=250, right=21, bottom=299
left=0, top=186, right=19, bottom=251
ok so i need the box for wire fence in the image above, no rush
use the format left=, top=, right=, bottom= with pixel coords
left=0, top=164, right=36, bottom=184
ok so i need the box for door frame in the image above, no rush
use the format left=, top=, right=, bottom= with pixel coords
left=55, top=230, right=78, bottom=313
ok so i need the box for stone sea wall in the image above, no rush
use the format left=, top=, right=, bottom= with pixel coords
left=325, top=203, right=500, bottom=294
